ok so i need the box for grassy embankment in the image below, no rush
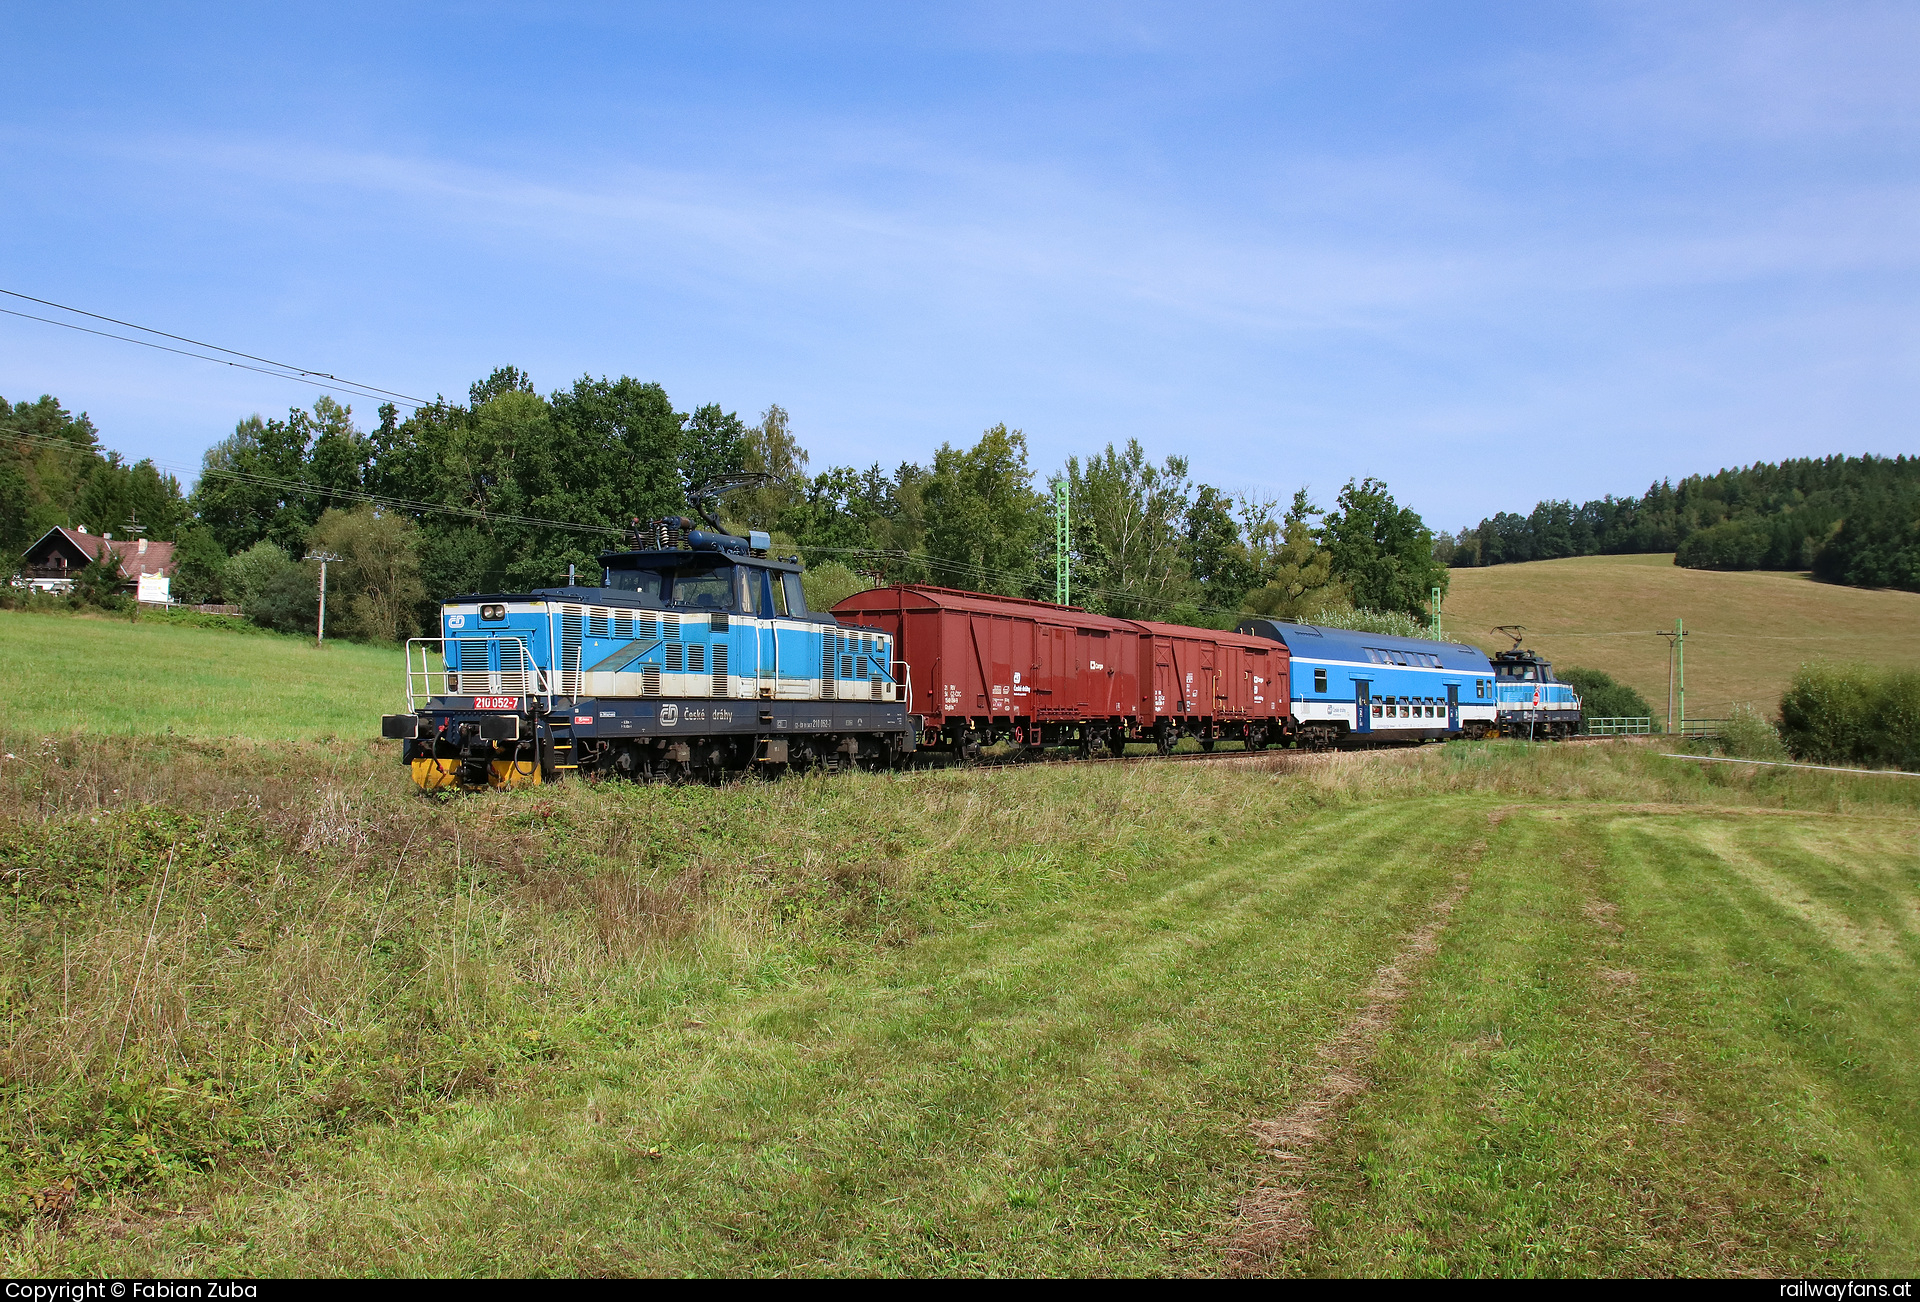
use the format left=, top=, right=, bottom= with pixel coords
left=1443, top=553, right=1920, bottom=720
left=0, top=608, right=400, bottom=739
left=3, top=735, right=1916, bottom=1277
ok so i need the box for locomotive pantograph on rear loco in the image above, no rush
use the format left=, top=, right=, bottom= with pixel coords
left=383, top=516, right=913, bottom=789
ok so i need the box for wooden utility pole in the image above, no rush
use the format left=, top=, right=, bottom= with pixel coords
left=311, top=551, right=340, bottom=647
left=1656, top=618, right=1685, bottom=732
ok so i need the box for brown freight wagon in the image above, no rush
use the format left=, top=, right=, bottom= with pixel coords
left=1126, top=620, right=1290, bottom=753
left=832, top=585, right=1290, bottom=760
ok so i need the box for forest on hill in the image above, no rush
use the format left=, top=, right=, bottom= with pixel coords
left=1436, top=453, right=1920, bottom=590
left=0, top=371, right=1445, bottom=643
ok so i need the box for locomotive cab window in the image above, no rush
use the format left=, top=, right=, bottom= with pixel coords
left=670, top=560, right=735, bottom=610
left=1313, top=668, right=1328, bottom=693
left=604, top=569, right=664, bottom=599
left=782, top=573, right=808, bottom=615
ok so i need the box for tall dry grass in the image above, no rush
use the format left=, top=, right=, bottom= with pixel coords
left=4, top=732, right=1913, bottom=1225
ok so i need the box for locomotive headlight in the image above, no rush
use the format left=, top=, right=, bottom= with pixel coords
left=446, top=672, right=459, bottom=693
left=481, top=604, right=506, bottom=621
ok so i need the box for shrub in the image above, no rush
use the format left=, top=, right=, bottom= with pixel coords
left=1306, top=601, right=1429, bottom=639
left=225, top=540, right=293, bottom=611
left=170, top=525, right=229, bottom=605
left=245, top=563, right=319, bottom=635
left=1716, top=702, right=1789, bottom=760
left=71, top=550, right=131, bottom=613
left=1559, top=667, right=1654, bottom=725
left=1779, top=662, right=1920, bottom=771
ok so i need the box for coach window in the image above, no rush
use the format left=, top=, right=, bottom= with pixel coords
left=1313, top=668, right=1328, bottom=693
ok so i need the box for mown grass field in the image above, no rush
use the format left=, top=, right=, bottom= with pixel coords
left=1443, top=553, right=1920, bottom=721
left=0, top=609, right=401, bottom=740
left=3, top=732, right=1916, bottom=1277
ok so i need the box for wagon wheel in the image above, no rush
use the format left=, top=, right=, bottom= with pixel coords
left=1109, top=731, right=1128, bottom=758
left=1200, top=730, right=1216, bottom=753
left=1155, top=726, right=1174, bottom=756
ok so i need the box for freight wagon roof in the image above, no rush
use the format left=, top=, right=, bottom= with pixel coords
left=833, top=584, right=1143, bottom=632
left=1237, top=618, right=1493, bottom=671
left=1130, top=619, right=1287, bottom=652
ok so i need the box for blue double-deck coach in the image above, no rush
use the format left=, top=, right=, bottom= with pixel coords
left=383, top=515, right=913, bottom=789
left=1236, top=618, right=1499, bottom=749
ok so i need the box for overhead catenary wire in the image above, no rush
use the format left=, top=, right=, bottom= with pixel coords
left=0, top=290, right=431, bottom=410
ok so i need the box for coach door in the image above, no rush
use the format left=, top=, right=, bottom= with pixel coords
left=1355, top=677, right=1372, bottom=733
left=1446, top=683, right=1459, bottom=731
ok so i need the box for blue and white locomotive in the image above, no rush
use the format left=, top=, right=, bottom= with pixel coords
left=1237, top=619, right=1500, bottom=749
left=383, top=516, right=913, bottom=789
left=1488, top=645, right=1582, bottom=738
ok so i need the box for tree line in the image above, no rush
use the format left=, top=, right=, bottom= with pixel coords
left=3, top=369, right=1451, bottom=643
left=1436, top=453, right=1920, bottom=590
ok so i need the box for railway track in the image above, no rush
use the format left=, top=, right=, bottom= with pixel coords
left=905, top=729, right=1642, bottom=777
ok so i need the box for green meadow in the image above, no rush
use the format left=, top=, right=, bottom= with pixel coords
left=0, top=608, right=402, bottom=740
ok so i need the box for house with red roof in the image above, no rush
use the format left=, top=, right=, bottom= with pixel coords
left=18, top=526, right=176, bottom=602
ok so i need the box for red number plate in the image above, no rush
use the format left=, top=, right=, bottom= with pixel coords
left=472, top=696, right=520, bottom=710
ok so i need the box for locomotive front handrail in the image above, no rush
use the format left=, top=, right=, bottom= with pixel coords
left=406, top=636, right=553, bottom=713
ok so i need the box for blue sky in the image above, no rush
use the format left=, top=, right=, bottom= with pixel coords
left=4, top=1, right=1916, bottom=530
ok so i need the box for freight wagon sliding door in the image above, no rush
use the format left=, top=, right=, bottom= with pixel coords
left=969, top=615, right=1016, bottom=718
left=1036, top=625, right=1073, bottom=718
left=1077, top=629, right=1110, bottom=712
